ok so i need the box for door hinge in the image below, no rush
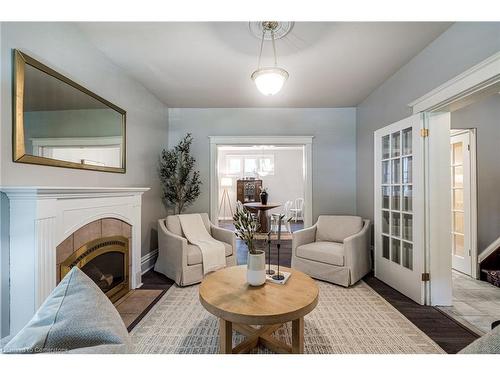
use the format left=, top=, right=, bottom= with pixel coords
left=420, top=129, right=429, bottom=137
left=467, top=144, right=470, bottom=151
left=421, top=273, right=430, bottom=282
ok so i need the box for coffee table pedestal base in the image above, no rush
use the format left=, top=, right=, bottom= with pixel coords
left=219, top=317, right=304, bottom=354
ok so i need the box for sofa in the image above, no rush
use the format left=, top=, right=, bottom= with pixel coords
left=291, top=215, right=371, bottom=287
left=155, top=213, right=237, bottom=286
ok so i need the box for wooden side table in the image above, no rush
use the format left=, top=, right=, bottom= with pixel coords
left=199, top=265, right=319, bottom=354
left=243, top=202, right=281, bottom=233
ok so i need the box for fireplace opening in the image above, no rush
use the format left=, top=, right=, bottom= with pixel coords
left=60, top=236, right=129, bottom=302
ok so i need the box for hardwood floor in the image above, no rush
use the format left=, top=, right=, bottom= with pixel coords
left=364, top=274, right=479, bottom=353
left=142, top=233, right=479, bottom=353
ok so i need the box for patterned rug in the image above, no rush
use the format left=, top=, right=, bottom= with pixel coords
left=130, top=280, right=445, bottom=354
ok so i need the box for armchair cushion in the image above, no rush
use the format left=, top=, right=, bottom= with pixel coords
left=296, top=241, right=344, bottom=267
left=187, top=243, right=233, bottom=266
left=166, top=214, right=211, bottom=237
left=316, top=215, right=363, bottom=243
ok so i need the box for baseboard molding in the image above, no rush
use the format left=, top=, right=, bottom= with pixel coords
left=141, top=249, right=158, bottom=275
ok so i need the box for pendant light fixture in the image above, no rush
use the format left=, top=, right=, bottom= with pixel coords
left=251, top=21, right=289, bottom=96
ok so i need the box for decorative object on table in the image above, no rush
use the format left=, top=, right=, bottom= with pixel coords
left=266, top=269, right=291, bottom=285
left=159, top=133, right=202, bottom=214
left=237, top=179, right=262, bottom=203
left=266, top=231, right=275, bottom=275
left=259, top=186, right=269, bottom=205
left=272, top=214, right=286, bottom=281
left=218, top=177, right=234, bottom=220
left=233, top=204, right=266, bottom=286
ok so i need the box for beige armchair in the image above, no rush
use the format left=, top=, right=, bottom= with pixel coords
left=291, top=215, right=371, bottom=287
left=154, top=213, right=236, bottom=286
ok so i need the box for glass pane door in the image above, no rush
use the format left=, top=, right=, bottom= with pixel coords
left=450, top=132, right=472, bottom=276
left=374, top=113, right=424, bottom=305
left=451, top=141, right=464, bottom=258
left=380, top=127, right=414, bottom=270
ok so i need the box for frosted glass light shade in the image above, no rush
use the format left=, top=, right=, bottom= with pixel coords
left=220, top=177, right=233, bottom=187
left=251, top=67, right=289, bottom=96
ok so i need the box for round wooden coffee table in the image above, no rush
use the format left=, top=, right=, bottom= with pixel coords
left=199, top=265, right=319, bottom=354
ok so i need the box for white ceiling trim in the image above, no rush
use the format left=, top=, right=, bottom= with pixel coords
left=409, top=51, right=500, bottom=113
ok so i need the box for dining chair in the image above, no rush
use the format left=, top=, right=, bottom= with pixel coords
left=290, top=198, right=304, bottom=222
left=271, top=200, right=293, bottom=233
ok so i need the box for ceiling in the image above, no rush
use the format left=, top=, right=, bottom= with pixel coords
left=77, top=22, right=452, bottom=108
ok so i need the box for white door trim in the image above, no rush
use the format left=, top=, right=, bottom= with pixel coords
left=409, top=51, right=500, bottom=113
left=409, top=52, right=499, bottom=305
left=425, top=112, right=453, bottom=306
left=208, top=136, right=314, bottom=228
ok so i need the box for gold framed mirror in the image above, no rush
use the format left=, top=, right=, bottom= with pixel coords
left=13, top=49, right=126, bottom=173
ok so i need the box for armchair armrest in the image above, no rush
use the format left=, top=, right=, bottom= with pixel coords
left=292, top=225, right=317, bottom=255
left=157, top=219, right=188, bottom=285
left=343, top=219, right=371, bottom=283
left=210, top=224, right=236, bottom=255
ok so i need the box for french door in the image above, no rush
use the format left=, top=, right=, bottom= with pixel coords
left=374, top=114, right=425, bottom=304
left=450, top=131, right=472, bottom=276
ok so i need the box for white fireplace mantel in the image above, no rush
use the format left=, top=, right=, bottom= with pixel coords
left=1, top=186, right=149, bottom=336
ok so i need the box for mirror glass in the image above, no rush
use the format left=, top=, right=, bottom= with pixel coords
left=14, top=51, right=126, bottom=172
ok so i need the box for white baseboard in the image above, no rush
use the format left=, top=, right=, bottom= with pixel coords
left=141, top=249, right=158, bottom=275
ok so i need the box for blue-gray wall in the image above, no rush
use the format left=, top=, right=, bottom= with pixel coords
left=356, top=22, right=500, bottom=231
left=168, top=108, right=357, bottom=222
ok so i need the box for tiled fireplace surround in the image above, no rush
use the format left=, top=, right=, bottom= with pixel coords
left=1, top=187, right=149, bottom=337
left=56, top=218, right=132, bottom=283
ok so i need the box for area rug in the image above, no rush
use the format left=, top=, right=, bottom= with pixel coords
left=130, top=280, right=445, bottom=354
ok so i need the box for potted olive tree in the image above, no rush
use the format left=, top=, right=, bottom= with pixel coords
left=233, top=205, right=266, bottom=286
left=158, top=133, right=202, bottom=214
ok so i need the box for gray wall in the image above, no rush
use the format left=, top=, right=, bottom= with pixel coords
left=356, top=22, right=500, bottom=224
left=0, top=22, right=169, bottom=337
left=451, top=94, right=500, bottom=252
left=1, top=22, right=168, bottom=254
left=168, top=108, right=357, bottom=221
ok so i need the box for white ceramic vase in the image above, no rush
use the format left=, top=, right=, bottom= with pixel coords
left=247, top=250, right=266, bottom=286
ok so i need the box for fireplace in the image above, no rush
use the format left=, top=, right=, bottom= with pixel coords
left=2, top=186, right=148, bottom=336
left=59, top=236, right=130, bottom=302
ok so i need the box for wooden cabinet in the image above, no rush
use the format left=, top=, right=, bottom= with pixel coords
left=236, top=179, right=262, bottom=203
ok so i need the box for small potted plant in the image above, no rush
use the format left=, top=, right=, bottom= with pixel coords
left=259, top=187, right=269, bottom=205
left=233, top=205, right=266, bottom=286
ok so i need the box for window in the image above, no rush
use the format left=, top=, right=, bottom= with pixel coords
left=244, top=158, right=257, bottom=174
left=228, top=157, right=241, bottom=174
left=225, top=154, right=275, bottom=177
